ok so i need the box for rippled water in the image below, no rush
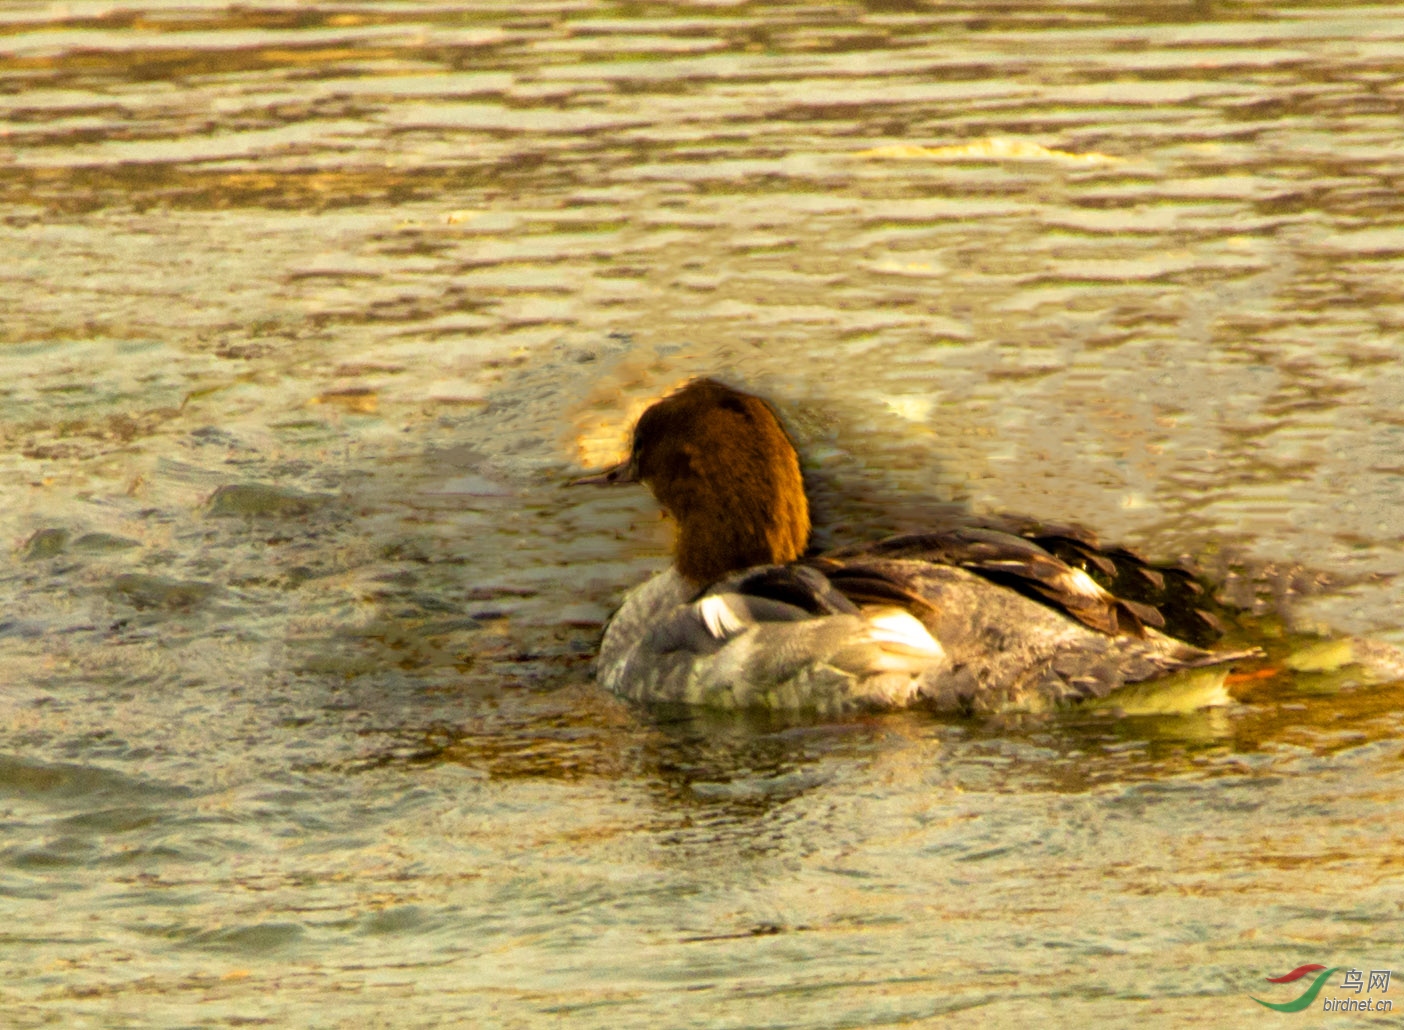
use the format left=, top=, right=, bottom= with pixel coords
left=3, top=2, right=1403, bottom=1026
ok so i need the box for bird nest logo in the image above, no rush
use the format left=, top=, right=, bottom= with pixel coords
left=1252, top=964, right=1393, bottom=1014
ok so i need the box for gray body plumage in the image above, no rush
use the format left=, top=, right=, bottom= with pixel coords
left=599, top=560, right=1248, bottom=716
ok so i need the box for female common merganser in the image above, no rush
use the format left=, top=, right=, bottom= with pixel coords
left=575, top=378, right=1258, bottom=715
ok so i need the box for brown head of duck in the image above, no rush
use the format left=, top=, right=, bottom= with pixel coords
left=574, top=379, right=810, bottom=586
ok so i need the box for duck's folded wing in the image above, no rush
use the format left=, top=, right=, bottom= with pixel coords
left=822, top=527, right=1164, bottom=637
left=1026, top=529, right=1227, bottom=646
left=939, top=515, right=1228, bottom=645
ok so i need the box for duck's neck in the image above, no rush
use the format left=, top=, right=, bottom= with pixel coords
left=671, top=485, right=810, bottom=586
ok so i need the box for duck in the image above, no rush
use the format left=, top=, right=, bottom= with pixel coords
left=573, top=378, right=1259, bottom=716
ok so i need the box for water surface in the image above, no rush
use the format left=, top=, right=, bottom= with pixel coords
left=3, top=2, right=1403, bottom=1026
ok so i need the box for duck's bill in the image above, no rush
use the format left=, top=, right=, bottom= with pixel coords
left=568, top=459, right=637, bottom=487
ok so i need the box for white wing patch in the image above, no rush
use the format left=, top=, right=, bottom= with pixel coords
left=866, top=610, right=944, bottom=657
left=1064, top=567, right=1107, bottom=600
left=697, top=593, right=749, bottom=640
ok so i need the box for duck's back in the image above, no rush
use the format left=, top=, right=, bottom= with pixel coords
left=872, top=559, right=1234, bottom=714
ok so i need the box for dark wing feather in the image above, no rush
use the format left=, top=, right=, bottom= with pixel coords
left=1029, top=532, right=1119, bottom=578
left=723, top=563, right=860, bottom=616
left=828, top=527, right=1168, bottom=637
left=1029, top=531, right=1227, bottom=646
left=805, top=562, right=939, bottom=619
